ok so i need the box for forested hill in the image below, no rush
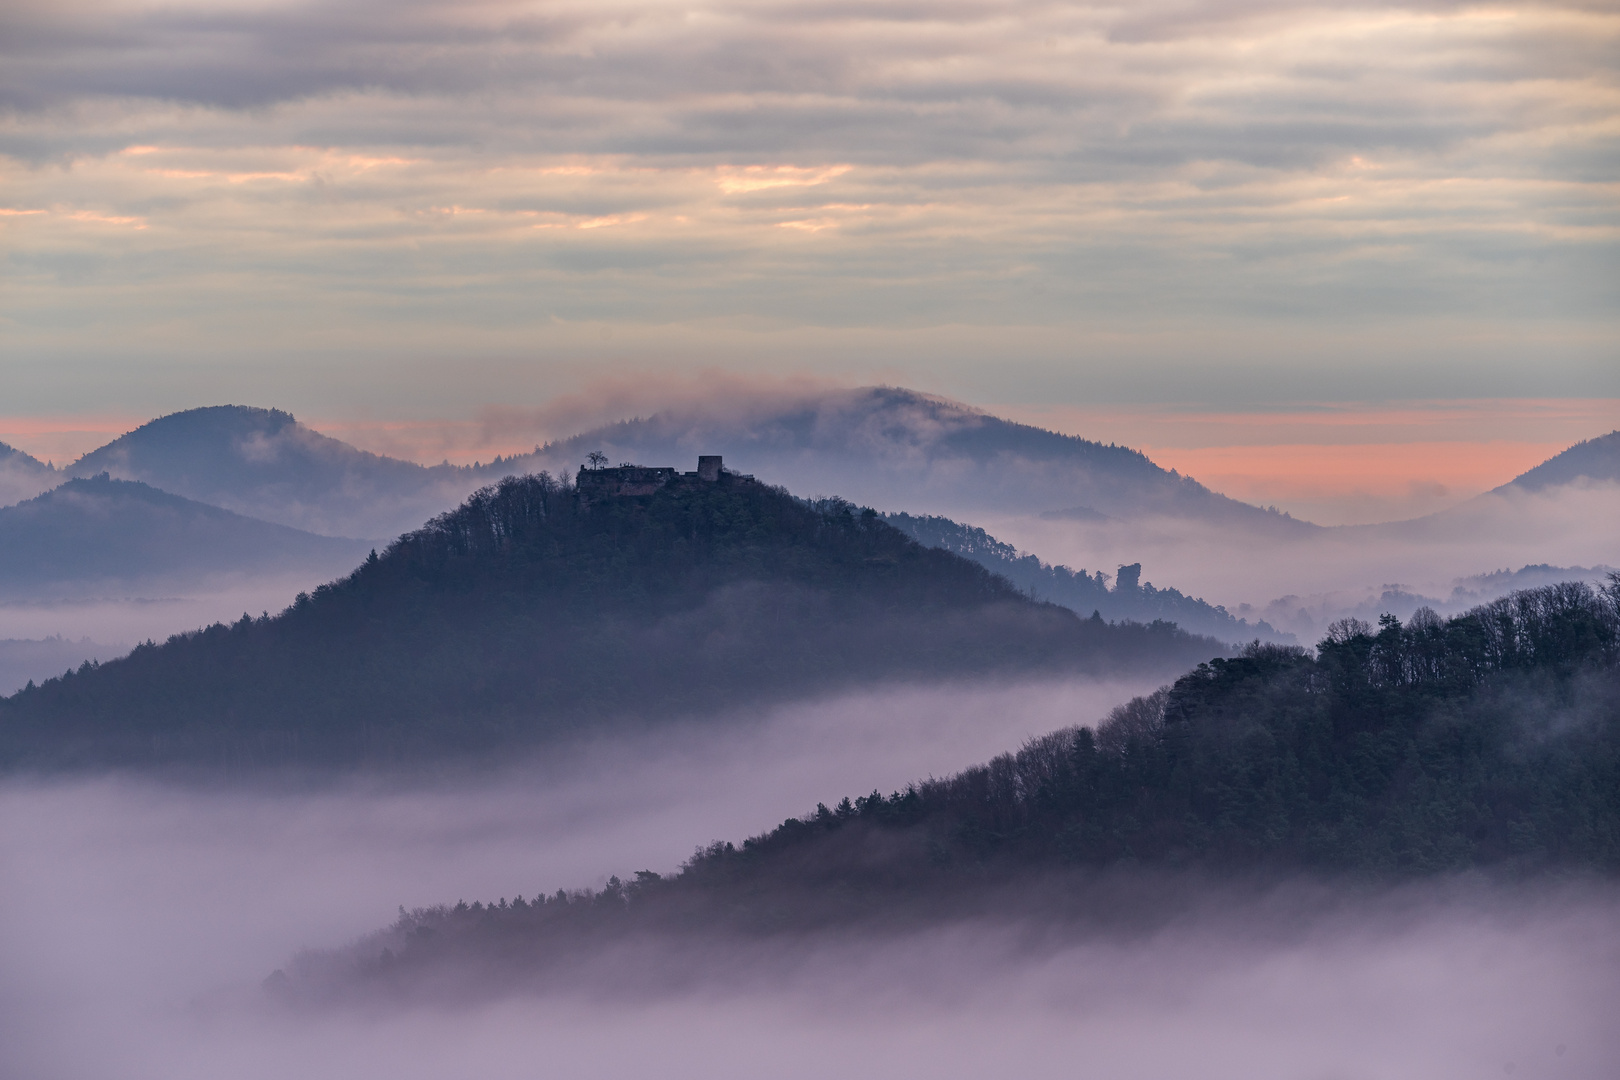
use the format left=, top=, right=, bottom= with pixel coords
left=0, top=475, right=371, bottom=596
left=0, top=471, right=1221, bottom=770
left=297, top=580, right=1620, bottom=997
left=68, top=405, right=477, bottom=538
left=883, top=512, right=1292, bottom=643
left=1497, top=429, right=1620, bottom=492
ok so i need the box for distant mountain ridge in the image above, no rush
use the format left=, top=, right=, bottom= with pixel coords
left=883, top=512, right=1293, bottom=643
left=0, top=440, right=58, bottom=508
left=515, top=387, right=1317, bottom=531
left=68, top=406, right=484, bottom=538
left=0, top=467, right=1224, bottom=771
left=14, top=398, right=1617, bottom=547
left=0, top=475, right=373, bottom=598
left=0, top=441, right=51, bottom=473
left=1497, top=430, right=1620, bottom=492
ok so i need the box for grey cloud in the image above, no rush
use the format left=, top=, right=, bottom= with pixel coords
left=4, top=0, right=1606, bottom=160
left=0, top=0, right=1611, bottom=395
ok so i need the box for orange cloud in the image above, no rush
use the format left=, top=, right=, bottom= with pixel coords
left=716, top=165, right=852, bottom=194
left=1145, top=441, right=1570, bottom=499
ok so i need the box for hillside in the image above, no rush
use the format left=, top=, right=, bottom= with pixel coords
left=0, top=475, right=373, bottom=598
left=884, top=512, right=1293, bottom=643
left=70, top=406, right=480, bottom=538
left=519, top=387, right=1317, bottom=531
left=1351, top=428, right=1620, bottom=542
left=1497, top=429, right=1620, bottom=492
left=281, top=579, right=1620, bottom=998
left=0, top=440, right=58, bottom=508
left=0, top=465, right=1223, bottom=770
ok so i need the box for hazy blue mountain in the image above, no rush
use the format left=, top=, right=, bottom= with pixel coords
left=884, top=512, right=1293, bottom=643
left=1450, top=562, right=1618, bottom=601
left=69, top=406, right=485, bottom=538
left=519, top=388, right=1317, bottom=531
left=0, top=440, right=59, bottom=508
left=1496, top=429, right=1620, bottom=492
left=58, top=392, right=1324, bottom=536
left=0, top=468, right=1224, bottom=771
left=0, top=475, right=373, bottom=598
left=1349, top=428, right=1620, bottom=541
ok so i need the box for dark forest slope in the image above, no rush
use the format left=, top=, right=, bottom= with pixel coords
left=0, top=472, right=1220, bottom=770
left=294, top=580, right=1620, bottom=999
left=0, top=475, right=371, bottom=597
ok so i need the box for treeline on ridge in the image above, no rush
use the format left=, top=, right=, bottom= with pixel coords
left=0, top=471, right=1220, bottom=769
left=884, top=511, right=1290, bottom=641
left=302, top=578, right=1620, bottom=995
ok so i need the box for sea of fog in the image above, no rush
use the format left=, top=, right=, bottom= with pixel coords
left=983, top=482, right=1620, bottom=640
left=3, top=675, right=1616, bottom=1080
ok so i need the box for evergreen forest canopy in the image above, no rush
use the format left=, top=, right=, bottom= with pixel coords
left=0, top=470, right=1222, bottom=771
left=303, top=578, right=1620, bottom=996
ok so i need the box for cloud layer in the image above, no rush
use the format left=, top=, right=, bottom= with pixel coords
left=1, top=0, right=1616, bottom=411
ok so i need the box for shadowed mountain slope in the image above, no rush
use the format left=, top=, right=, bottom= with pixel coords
left=520, top=388, right=1317, bottom=532
left=0, top=440, right=58, bottom=508
left=1497, top=429, right=1620, bottom=492
left=281, top=580, right=1620, bottom=1002
left=0, top=469, right=1223, bottom=771
left=0, top=475, right=373, bottom=598
left=70, top=406, right=482, bottom=538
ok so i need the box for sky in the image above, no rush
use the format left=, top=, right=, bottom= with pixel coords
left=2, top=0, right=1618, bottom=520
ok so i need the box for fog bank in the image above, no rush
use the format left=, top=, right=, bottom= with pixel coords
left=3, top=675, right=1616, bottom=1079
left=0, top=678, right=1146, bottom=1074
left=281, top=889, right=1615, bottom=1080
left=986, top=482, right=1620, bottom=640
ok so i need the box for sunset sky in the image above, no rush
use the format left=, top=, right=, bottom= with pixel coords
left=3, top=0, right=1617, bottom=522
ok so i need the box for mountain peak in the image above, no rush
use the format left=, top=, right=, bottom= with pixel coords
left=531, top=385, right=1313, bottom=531
left=0, top=471, right=1220, bottom=770
left=0, top=471, right=368, bottom=599
left=68, top=404, right=469, bottom=538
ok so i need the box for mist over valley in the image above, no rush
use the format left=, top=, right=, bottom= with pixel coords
left=7, top=0, right=1618, bottom=1067
left=0, top=397, right=1615, bottom=1080
left=5, top=675, right=1616, bottom=1080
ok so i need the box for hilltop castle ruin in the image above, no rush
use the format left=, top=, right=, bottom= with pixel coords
left=575, top=455, right=755, bottom=499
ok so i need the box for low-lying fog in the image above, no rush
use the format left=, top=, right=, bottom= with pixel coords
left=4, top=676, right=1616, bottom=1080
left=985, top=482, right=1620, bottom=640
